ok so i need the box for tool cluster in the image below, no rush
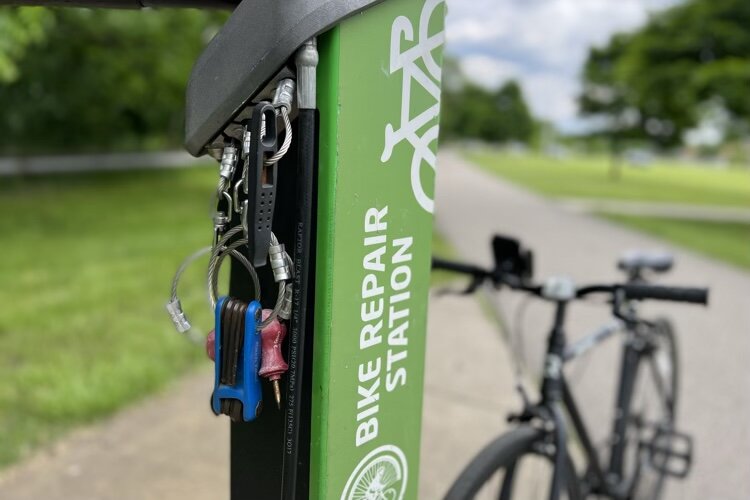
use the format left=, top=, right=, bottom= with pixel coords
left=166, top=76, right=301, bottom=422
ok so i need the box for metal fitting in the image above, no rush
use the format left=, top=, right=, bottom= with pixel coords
left=242, top=129, right=252, bottom=158
left=213, top=212, right=230, bottom=243
left=295, top=38, right=318, bottom=110
left=213, top=211, right=229, bottom=229
left=272, top=78, right=296, bottom=113
left=278, top=283, right=293, bottom=321
left=219, top=145, right=239, bottom=180
left=269, top=243, right=291, bottom=282
left=166, top=298, right=191, bottom=333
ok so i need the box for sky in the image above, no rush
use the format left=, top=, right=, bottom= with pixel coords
left=444, top=0, right=681, bottom=133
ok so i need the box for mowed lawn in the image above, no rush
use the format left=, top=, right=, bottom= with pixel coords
left=0, top=166, right=218, bottom=467
left=468, top=150, right=750, bottom=207
left=603, top=215, right=750, bottom=270
left=468, top=149, right=750, bottom=270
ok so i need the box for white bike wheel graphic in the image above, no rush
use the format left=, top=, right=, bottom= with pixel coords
left=341, top=445, right=408, bottom=500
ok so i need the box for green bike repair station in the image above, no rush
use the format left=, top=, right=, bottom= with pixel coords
left=4, top=0, right=447, bottom=498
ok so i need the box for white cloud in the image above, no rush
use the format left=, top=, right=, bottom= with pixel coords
left=459, top=56, right=522, bottom=90
left=459, top=56, right=578, bottom=124
left=444, top=0, right=682, bottom=131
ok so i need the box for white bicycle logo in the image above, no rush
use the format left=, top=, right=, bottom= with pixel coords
left=341, top=445, right=408, bottom=500
left=382, top=0, right=446, bottom=214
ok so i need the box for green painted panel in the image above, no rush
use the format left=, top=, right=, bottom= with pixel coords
left=311, top=0, right=446, bottom=498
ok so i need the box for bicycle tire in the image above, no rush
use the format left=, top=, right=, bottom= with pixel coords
left=444, top=426, right=580, bottom=500
left=623, top=317, right=679, bottom=500
left=652, top=317, right=679, bottom=417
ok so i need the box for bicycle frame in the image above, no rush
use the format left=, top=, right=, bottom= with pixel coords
left=535, top=302, right=655, bottom=499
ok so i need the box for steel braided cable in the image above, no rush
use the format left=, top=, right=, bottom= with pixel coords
left=208, top=229, right=290, bottom=329
left=261, top=106, right=292, bottom=166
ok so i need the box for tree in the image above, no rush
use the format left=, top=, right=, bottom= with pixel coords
left=492, top=80, right=536, bottom=143
left=0, top=8, right=225, bottom=154
left=579, top=34, right=641, bottom=177
left=440, top=58, right=536, bottom=145
left=0, top=7, right=54, bottom=84
left=580, top=0, right=750, bottom=149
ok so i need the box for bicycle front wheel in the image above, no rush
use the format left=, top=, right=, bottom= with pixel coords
left=444, top=426, right=580, bottom=500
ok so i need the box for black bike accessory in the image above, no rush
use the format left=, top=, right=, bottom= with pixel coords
left=244, top=103, right=279, bottom=268
left=183, top=0, right=384, bottom=156
left=621, top=284, right=709, bottom=305
left=492, top=234, right=533, bottom=282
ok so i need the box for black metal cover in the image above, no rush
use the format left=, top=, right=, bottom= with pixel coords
left=0, top=0, right=236, bottom=7
left=184, top=0, right=383, bottom=156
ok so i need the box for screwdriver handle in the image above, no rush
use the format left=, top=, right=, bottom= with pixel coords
left=259, top=310, right=288, bottom=381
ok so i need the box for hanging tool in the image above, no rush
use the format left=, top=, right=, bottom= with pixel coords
left=244, top=103, right=279, bottom=268
left=211, top=296, right=264, bottom=422
left=259, top=309, right=289, bottom=409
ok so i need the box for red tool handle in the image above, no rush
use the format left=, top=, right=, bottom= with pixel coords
left=259, top=309, right=288, bottom=380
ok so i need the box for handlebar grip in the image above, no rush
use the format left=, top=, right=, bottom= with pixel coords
left=622, top=284, right=709, bottom=305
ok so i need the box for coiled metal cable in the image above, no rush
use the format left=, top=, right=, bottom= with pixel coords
left=207, top=227, right=291, bottom=329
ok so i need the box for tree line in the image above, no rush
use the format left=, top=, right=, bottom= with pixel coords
left=0, top=7, right=224, bottom=154
left=1, top=0, right=748, bottom=154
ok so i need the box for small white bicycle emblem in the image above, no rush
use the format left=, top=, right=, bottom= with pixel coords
left=341, top=445, right=408, bottom=500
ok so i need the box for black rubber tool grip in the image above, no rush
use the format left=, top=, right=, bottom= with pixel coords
left=621, top=284, right=709, bottom=305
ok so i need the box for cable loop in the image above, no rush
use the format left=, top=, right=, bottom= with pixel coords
left=263, top=106, right=292, bottom=166
left=207, top=228, right=292, bottom=329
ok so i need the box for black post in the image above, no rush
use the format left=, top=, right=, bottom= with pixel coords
left=228, top=124, right=304, bottom=498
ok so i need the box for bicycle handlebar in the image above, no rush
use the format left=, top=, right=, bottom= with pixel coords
left=620, top=283, right=709, bottom=305
left=432, top=257, right=709, bottom=306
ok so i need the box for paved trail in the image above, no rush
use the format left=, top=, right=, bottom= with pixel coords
left=0, top=151, right=747, bottom=499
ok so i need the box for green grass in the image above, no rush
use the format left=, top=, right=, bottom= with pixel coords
left=468, top=150, right=750, bottom=207
left=603, top=215, right=750, bottom=270
left=0, top=166, right=218, bottom=467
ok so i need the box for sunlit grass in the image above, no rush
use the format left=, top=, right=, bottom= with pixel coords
left=0, top=166, right=217, bottom=467
left=468, top=149, right=750, bottom=207
left=602, top=215, right=750, bottom=270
